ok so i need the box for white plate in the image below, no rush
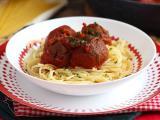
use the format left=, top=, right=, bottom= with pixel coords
left=0, top=51, right=160, bottom=115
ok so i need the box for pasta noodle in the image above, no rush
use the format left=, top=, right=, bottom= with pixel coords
left=24, top=39, right=133, bottom=84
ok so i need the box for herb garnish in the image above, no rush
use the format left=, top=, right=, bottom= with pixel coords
left=86, top=28, right=100, bottom=37
left=94, top=22, right=98, bottom=25
left=68, top=36, right=88, bottom=47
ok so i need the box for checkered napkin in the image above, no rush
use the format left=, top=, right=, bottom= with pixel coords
left=13, top=93, right=160, bottom=117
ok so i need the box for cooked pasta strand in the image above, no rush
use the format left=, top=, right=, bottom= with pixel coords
left=24, top=39, right=133, bottom=84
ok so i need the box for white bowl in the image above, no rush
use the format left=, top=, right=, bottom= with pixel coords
left=6, top=17, right=156, bottom=96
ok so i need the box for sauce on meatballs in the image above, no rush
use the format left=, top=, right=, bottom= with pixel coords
left=41, top=23, right=111, bottom=69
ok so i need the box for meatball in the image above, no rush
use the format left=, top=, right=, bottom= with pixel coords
left=41, top=25, right=76, bottom=67
left=70, top=37, right=108, bottom=69
left=82, top=23, right=112, bottom=45
left=44, top=25, right=76, bottom=49
left=41, top=23, right=109, bottom=69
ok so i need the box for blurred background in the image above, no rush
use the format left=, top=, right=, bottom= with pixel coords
left=88, top=0, right=160, bottom=35
left=1, top=0, right=160, bottom=51
left=0, top=0, right=160, bottom=43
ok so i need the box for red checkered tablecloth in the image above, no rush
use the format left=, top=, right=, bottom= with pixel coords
left=13, top=92, right=160, bottom=116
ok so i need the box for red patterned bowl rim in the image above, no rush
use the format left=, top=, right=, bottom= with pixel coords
left=19, top=37, right=142, bottom=72
left=0, top=41, right=160, bottom=116
left=18, top=38, right=143, bottom=87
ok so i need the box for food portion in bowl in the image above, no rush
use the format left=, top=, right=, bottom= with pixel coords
left=24, top=22, right=134, bottom=84
left=41, top=22, right=111, bottom=69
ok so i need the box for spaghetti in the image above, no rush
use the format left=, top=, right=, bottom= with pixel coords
left=24, top=39, right=133, bottom=84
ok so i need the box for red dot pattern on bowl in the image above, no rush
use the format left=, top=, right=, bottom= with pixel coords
left=18, top=38, right=143, bottom=74
left=128, top=44, right=142, bottom=71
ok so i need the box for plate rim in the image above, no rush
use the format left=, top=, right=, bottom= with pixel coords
left=0, top=80, right=160, bottom=115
